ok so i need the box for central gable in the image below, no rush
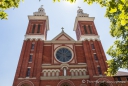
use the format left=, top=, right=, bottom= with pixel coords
left=52, top=31, right=75, bottom=41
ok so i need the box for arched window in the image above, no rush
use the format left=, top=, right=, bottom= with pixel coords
left=32, top=24, right=35, bottom=33
left=63, top=67, right=67, bottom=76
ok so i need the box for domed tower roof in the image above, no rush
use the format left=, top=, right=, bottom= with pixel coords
left=77, top=6, right=89, bottom=17
left=33, top=5, right=46, bottom=16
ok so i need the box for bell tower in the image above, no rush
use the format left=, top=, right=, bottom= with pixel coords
left=13, top=6, right=49, bottom=86
left=74, top=7, right=99, bottom=41
left=73, top=7, right=110, bottom=83
left=25, top=5, right=49, bottom=40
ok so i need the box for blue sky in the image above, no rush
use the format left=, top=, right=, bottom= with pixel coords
left=0, top=0, right=127, bottom=86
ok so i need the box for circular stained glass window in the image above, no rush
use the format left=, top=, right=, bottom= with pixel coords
left=56, top=48, right=72, bottom=62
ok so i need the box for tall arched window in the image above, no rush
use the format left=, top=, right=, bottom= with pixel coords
left=63, top=67, right=67, bottom=76
left=32, top=24, right=35, bottom=33
left=37, top=24, right=40, bottom=33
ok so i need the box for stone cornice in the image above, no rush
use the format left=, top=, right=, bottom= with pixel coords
left=73, top=17, right=95, bottom=31
left=28, top=15, right=49, bottom=30
left=40, top=75, right=89, bottom=80
left=42, top=64, right=87, bottom=68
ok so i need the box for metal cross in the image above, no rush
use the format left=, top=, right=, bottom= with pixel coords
left=61, top=27, right=64, bottom=31
left=41, top=5, right=43, bottom=8
left=78, top=6, right=81, bottom=9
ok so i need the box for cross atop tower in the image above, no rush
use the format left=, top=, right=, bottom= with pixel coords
left=78, top=6, right=81, bottom=9
left=41, top=5, right=43, bottom=8
left=61, top=27, right=64, bottom=32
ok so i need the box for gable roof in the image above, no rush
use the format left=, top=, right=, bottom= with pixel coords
left=51, top=31, right=75, bottom=41
left=114, top=71, right=128, bottom=76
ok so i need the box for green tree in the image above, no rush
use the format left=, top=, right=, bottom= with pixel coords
left=0, top=0, right=22, bottom=19
left=53, top=0, right=128, bottom=76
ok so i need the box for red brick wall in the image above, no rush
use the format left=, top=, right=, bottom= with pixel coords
left=75, top=46, right=86, bottom=63
left=43, top=46, right=52, bottom=64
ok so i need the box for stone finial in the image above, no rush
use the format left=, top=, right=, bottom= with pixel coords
left=77, top=7, right=89, bottom=17
left=33, top=5, right=46, bottom=16
left=41, top=5, right=43, bottom=8
left=78, top=6, right=81, bottom=9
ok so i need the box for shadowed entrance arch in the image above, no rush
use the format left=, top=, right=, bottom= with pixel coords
left=99, top=82, right=110, bottom=86
left=57, top=80, right=75, bottom=86
left=60, top=82, right=71, bottom=86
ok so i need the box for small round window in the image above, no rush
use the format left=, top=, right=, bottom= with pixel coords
left=55, top=48, right=72, bottom=63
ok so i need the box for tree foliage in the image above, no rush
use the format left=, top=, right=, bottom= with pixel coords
left=0, top=0, right=22, bottom=19
left=53, top=0, right=128, bottom=76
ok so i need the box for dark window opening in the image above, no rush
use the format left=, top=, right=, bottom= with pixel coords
left=37, top=24, right=40, bottom=33
left=91, top=44, right=95, bottom=49
left=94, top=54, right=98, bottom=60
left=31, top=44, right=34, bottom=49
left=99, top=82, right=109, bottom=86
left=84, top=25, right=87, bottom=34
left=26, top=68, right=30, bottom=77
left=32, top=24, right=35, bottom=33
left=29, top=55, right=32, bottom=62
left=88, top=25, right=92, bottom=34
left=97, top=67, right=102, bottom=75
left=126, top=77, right=128, bottom=81
left=117, top=77, right=121, bottom=81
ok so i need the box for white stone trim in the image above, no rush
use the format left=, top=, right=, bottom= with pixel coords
left=73, top=17, right=95, bottom=31
left=97, top=65, right=100, bottom=67
left=27, top=67, right=31, bottom=68
left=42, top=64, right=51, bottom=65
left=51, top=31, right=75, bottom=41
left=78, top=63, right=86, bottom=65
left=18, top=77, right=36, bottom=80
left=42, top=69, right=60, bottom=77
left=44, top=41, right=82, bottom=43
left=30, top=53, right=33, bottom=55
left=40, top=75, right=89, bottom=80
left=24, top=35, right=44, bottom=40
left=79, top=35, right=100, bottom=41
left=42, top=64, right=87, bottom=68
left=28, top=16, right=49, bottom=30
left=44, top=45, right=52, bottom=46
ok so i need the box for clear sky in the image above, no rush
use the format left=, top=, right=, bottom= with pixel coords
left=0, top=0, right=127, bottom=86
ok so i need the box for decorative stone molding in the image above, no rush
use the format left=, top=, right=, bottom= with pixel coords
left=40, top=75, right=89, bottom=80
left=79, top=35, right=100, bottom=41
left=17, top=80, right=34, bottom=86
left=18, top=77, right=36, bottom=80
left=42, top=69, right=60, bottom=77
left=33, top=5, right=46, bottom=16
left=54, top=46, right=74, bottom=63
left=70, top=68, right=87, bottom=76
left=42, top=64, right=87, bottom=68
left=44, top=41, right=82, bottom=43
left=24, top=35, right=44, bottom=40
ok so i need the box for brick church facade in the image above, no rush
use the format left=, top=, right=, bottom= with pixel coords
left=13, top=6, right=128, bottom=86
